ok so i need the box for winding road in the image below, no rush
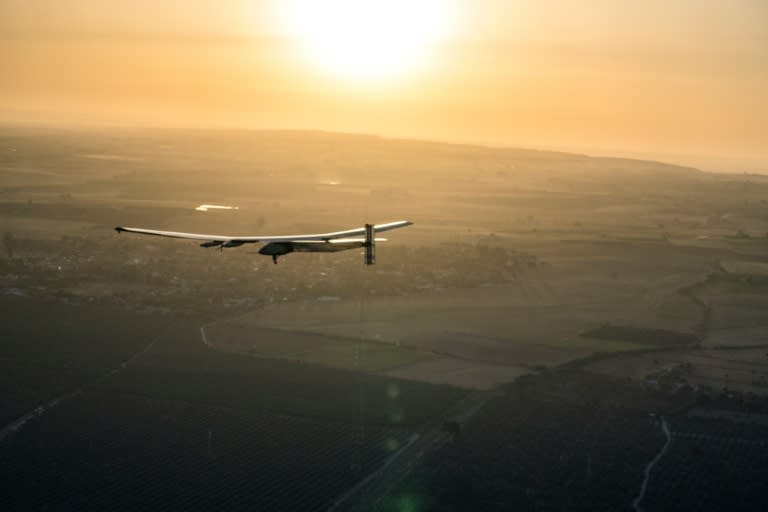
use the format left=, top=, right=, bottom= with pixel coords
left=632, top=415, right=672, bottom=512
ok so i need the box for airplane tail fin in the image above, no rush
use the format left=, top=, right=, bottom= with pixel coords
left=364, top=223, right=375, bottom=265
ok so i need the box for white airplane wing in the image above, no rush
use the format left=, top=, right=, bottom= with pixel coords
left=114, top=220, right=412, bottom=245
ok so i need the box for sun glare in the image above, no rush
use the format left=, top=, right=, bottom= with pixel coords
left=278, top=0, right=453, bottom=83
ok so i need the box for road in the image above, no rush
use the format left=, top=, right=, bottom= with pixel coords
left=0, top=329, right=164, bottom=444
left=330, top=389, right=498, bottom=512
left=632, top=415, right=671, bottom=512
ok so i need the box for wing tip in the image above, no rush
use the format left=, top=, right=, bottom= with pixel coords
left=115, top=226, right=125, bottom=234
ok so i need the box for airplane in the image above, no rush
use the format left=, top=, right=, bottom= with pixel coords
left=114, top=220, right=413, bottom=265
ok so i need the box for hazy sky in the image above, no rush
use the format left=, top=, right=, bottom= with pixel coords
left=1, top=0, right=766, bottom=171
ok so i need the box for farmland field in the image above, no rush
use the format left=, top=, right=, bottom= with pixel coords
left=643, top=416, right=768, bottom=512
left=0, top=390, right=416, bottom=511
left=203, top=325, right=433, bottom=372
left=377, top=371, right=768, bottom=512
left=0, top=299, right=465, bottom=511
left=585, top=347, right=768, bottom=395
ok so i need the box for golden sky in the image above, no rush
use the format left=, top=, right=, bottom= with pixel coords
left=1, top=0, right=766, bottom=171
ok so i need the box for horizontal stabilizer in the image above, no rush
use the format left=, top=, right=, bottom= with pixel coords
left=330, top=238, right=387, bottom=243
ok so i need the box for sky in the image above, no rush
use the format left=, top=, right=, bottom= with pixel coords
left=1, top=0, right=767, bottom=171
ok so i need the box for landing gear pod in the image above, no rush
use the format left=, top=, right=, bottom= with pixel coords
left=259, top=242, right=294, bottom=264
left=364, top=223, right=375, bottom=265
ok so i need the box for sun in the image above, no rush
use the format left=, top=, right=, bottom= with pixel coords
left=278, top=0, right=453, bottom=83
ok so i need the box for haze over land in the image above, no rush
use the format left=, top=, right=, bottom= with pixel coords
left=2, top=126, right=768, bottom=510
left=2, top=0, right=767, bottom=172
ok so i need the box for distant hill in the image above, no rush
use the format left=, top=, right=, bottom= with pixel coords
left=0, top=124, right=702, bottom=183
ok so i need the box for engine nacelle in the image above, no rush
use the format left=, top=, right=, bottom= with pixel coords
left=222, top=240, right=244, bottom=248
